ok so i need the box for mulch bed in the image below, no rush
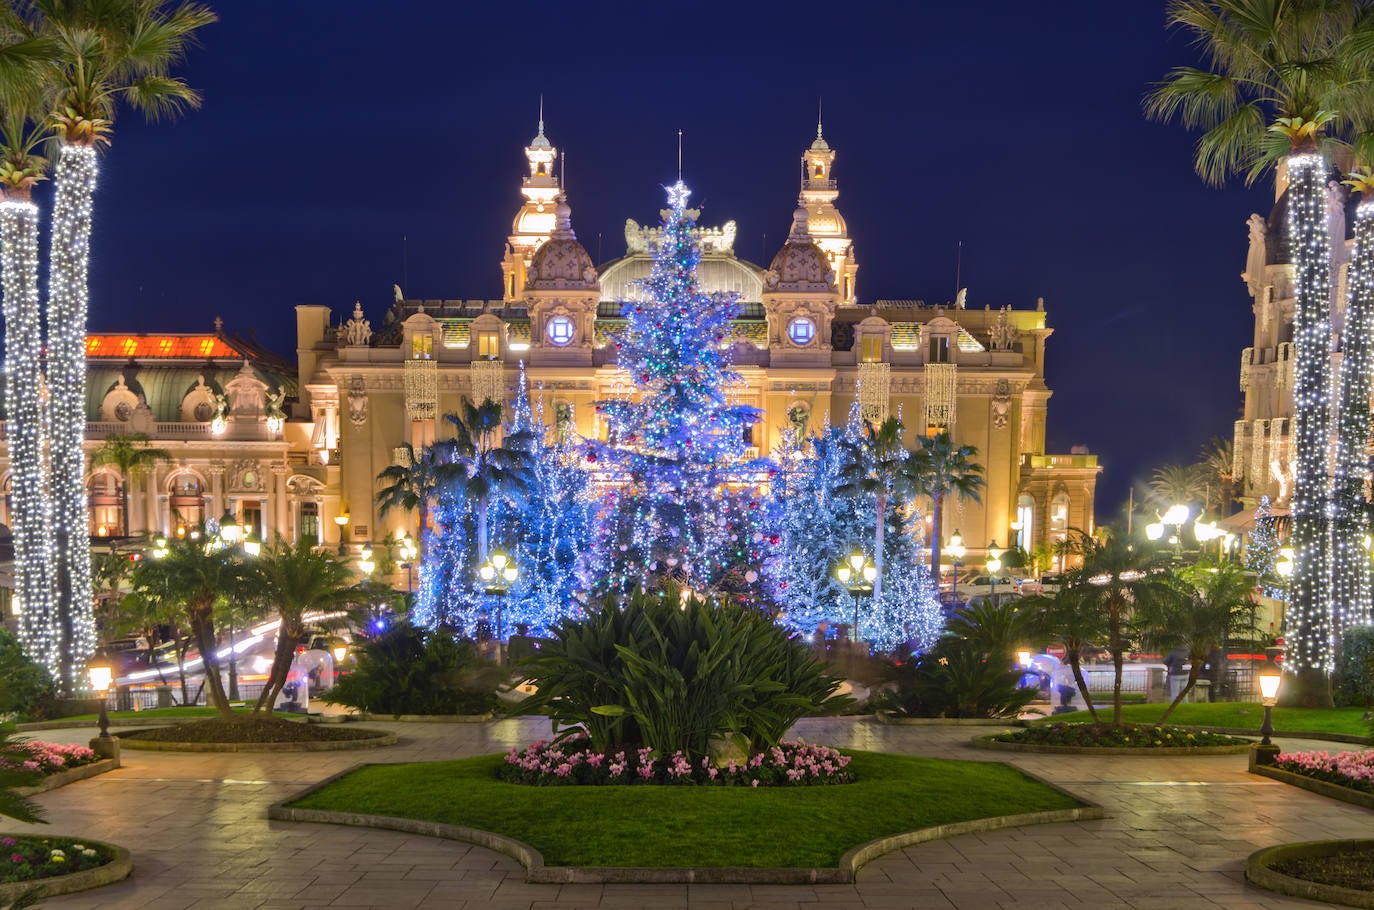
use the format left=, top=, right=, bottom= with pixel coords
left=1272, top=844, right=1374, bottom=892
left=118, top=717, right=380, bottom=744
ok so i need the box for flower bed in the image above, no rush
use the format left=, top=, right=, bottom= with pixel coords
left=1272, top=750, right=1374, bottom=795
left=992, top=722, right=1250, bottom=749
left=0, top=836, right=112, bottom=886
left=498, top=737, right=854, bottom=787
left=0, top=740, right=99, bottom=776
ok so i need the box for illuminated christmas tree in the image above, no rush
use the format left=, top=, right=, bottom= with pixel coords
left=1246, top=495, right=1281, bottom=599
left=589, top=181, right=770, bottom=593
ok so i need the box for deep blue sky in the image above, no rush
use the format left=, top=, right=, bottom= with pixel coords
left=59, top=1, right=1267, bottom=519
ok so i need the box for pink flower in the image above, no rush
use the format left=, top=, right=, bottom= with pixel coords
left=751, top=779, right=760, bottom=787
left=10, top=853, right=24, bottom=863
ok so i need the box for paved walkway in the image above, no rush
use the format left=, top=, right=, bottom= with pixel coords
left=8, top=717, right=1369, bottom=909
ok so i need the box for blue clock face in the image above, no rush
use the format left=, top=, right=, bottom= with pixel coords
left=788, top=317, right=816, bottom=346
left=547, top=316, right=575, bottom=346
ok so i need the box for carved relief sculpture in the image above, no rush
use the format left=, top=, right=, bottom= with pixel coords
left=989, top=306, right=1020, bottom=352
left=992, top=378, right=1012, bottom=430
left=348, top=375, right=369, bottom=426
left=343, top=301, right=373, bottom=347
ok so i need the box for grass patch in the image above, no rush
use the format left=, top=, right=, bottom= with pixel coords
left=120, top=717, right=374, bottom=744
left=1272, top=845, right=1374, bottom=891
left=49, top=706, right=256, bottom=723
left=289, top=750, right=1081, bottom=868
left=1038, top=702, right=1370, bottom=738
left=1087, top=692, right=1147, bottom=704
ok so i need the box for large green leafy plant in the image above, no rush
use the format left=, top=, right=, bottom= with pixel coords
left=516, top=588, right=849, bottom=759
left=326, top=623, right=500, bottom=716
left=877, top=638, right=1038, bottom=719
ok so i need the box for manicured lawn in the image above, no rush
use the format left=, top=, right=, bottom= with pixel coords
left=52, top=706, right=259, bottom=723
left=1039, top=703, right=1369, bottom=738
left=289, top=751, right=1081, bottom=868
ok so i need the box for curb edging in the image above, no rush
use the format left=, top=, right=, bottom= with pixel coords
left=266, top=762, right=1103, bottom=884
left=1246, top=840, right=1374, bottom=908
left=1249, top=764, right=1374, bottom=811
left=116, top=728, right=397, bottom=753
left=13, top=758, right=119, bottom=796
left=971, top=733, right=1254, bottom=755
left=874, top=712, right=1013, bottom=726
left=0, top=840, right=132, bottom=902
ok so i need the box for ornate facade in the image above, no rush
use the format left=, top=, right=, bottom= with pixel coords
left=300, top=122, right=1100, bottom=569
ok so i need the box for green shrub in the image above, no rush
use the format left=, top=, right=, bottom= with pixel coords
left=326, top=623, right=500, bottom=716
left=515, top=588, right=850, bottom=759
left=876, top=638, right=1038, bottom=719
left=0, top=629, right=59, bottom=721
left=1335, top=625, right=1374, bottom=707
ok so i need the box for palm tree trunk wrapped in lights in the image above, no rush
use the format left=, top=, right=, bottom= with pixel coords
left=0, top=195, right=57, bottom=680
left=1284, top=150, right=1336, bottom=702
left=1331, top=171, right=1374, bottom=637
left=45, top=143, right=99, bottom=691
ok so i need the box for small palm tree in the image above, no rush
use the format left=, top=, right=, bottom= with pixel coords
left=836, top=416, right=913, bottom=605
left=907, top=430, right=985, bottom=578
left=1148, top=464, right=1208, bottom=516
left=1072, top=528, right=1178, bottom=726
left=1022, top=583, right=1110, bottom=722
left=375, top=442, right=458, bottom=560
left=248, top=539, right=354, bottom=715
left=1197, top=438, right=1238, bottom=517
left=133, top=530, right=246, bottom=718
left=91, top=432, right=172, bottom=535
left=443, top=397, right=537, bottom=560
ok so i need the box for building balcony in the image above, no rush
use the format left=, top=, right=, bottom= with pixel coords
left=1021, top=453, right=1099, bottom=469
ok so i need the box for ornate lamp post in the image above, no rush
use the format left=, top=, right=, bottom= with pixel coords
left=334, top=512, right=350, bottom=556
left=219, top=519, right=258, bottom=701
left=987, top=539, right=1003, bottom=605
left=835, top=550, right=876, bottom=643
left=947, top=530, right=966, bottom=606
left=1253, top=669, right=1283, bottom=768
left=397, top=534, right=418, bottom=593
left=358, top=544, right=375, bottom=578
left=86, top=653, right=114, bottom=742
left=477, top=549, right=519, bottom=657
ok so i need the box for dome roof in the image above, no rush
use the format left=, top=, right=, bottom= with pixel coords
left=765, top=206, right=835, bottom=293
left=526, top=197, right=598, bottom=291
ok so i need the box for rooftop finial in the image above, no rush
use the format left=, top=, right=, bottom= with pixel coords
left=817, top=96, right=823, bottom=139
left=537, top=94, right=545, bottom=139
left=677, top=128, right=683, bottom=182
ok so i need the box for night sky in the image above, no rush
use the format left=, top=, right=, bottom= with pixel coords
left=56, top=1, right=1269, bottom=519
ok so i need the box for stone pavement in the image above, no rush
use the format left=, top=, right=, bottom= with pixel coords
left=8, top=717, right=1369, bottom=909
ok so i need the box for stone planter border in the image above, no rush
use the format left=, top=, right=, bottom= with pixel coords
left=352, top=712, right=493, bottom=724
left=971, top=732, right=1253, bottom=756
left=268, top=763, right=1102, bottom=884
left=116, top=728, right=396, bottom=753
left=1246, top=840, right=1374, bottom=909
left=13, top=758, right=119, bottom=796
left=874, top=712, right=1012, bottom=726
left=0, top=839, right=132, bottom=902
left=1249, top=763, right=1374, bottom=811
left=16, top=718, right=181, bottom=732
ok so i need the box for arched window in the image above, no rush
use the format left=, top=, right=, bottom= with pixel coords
left=1016, top=494, right=1035, bottom=551
left=88, top=472, right=122, bottom=536
left=168, top=473, right=206, bottom=531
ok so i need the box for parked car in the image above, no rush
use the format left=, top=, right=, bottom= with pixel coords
left=959, top=574, right=1018, bottom=598
left=965, top=592, right=1023, bottom=610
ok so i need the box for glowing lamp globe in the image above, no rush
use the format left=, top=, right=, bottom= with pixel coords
left=987, top=556, right=1002, bottom=573
left=478, top=563, right=497, bottom=582
left=836, top=565, right=852, bottom=583
left=87, top=657, right=114, bottom=693
left=1163, top=504, right=1190, bottom=526
left=1145, top=522, right=1164, bottom=541
left=848, top=552, right=865, bottom=571
left=333, top=645, right=348, bottom=664
left=862, top=564, right=877, bottom=583
left=502, top=564, right=518, bottom=584
left=1259, top=671, right=1282, bottom=705
left=1016, top=649, right=1032, bottom=667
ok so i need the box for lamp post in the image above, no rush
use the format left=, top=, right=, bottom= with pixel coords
left=1253, top=669, right=1283, bottom=767
left=477, top=549, right=519, bottom=661
left=86, top=654, right=114, bottom=752
left=947, top=530, right=966, bottom=606
left=220, top=519, right=258, bottom=702
left=334, top=512, right=350, bottom=556
left=835, top=550, right=876, bottom=644
left=397, top=534, right=417, bottom=593
left=987, top=539, right=1003, bottom=606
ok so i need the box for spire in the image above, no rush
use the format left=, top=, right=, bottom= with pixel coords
left=812, top=97, right=829, bottom=150
left=504, top=108, right=561, bottom=301
left=531, top=95, right=550, bottom=149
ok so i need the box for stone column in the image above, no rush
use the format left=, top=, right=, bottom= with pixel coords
left=274, top=464, right=289, bottom=540
left=208, top=464, right=226, bottom=519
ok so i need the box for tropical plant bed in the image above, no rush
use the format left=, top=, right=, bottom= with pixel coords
left=1247, top=840, right=1374, bottom=909
left=117, top=717, right=396, bottom=752
left=0, top=836, right=132, bottom=901
left=976, top=723, right=1252, bottom=754
left=1249, top=751, right=1374, bottom=811
left=279, top=750, right=1088, bottom=876
left=499, top=738, right=852, bottom=786
left=1040, top=703, right=1371, bottom=740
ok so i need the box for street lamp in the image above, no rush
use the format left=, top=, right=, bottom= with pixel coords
left=151, top=536, right=169, bottom=559
left=947, top=530, right=966, bottom=605
left=987, top=539, right=1003, bottom=605
left=834, top=550, right=876, bottom=643
left=477, top=549, right=519, bottom=648
left=218, top=510, right=240, bottom=545
left=397, top=534, right=418, bottom=593
left=1254, top=669, right=1283, bottom=766
left=1276, top=546, right=1294, bottom=579
left=86, top=654, right=114, bottom=742
left=358, top=544, right=375, bottom=577
left=334, top=512, right=350, bottom=556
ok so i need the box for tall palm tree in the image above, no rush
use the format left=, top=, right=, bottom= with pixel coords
left=906, top=430, right=984, bottom=581
left=1073, top=528, right=1177, bottom=726
left=248, top=539, right=353, bottom=716
left=443, top=396, right=537, bottom=560
left=1146, top=0, right=1372, bottom=707
left=1022, top=583, right=1110, bottom=722
left=1139, top=560, right=1258, bottom=722
left=35, top=0, right=215, bottom=695
left=375, top=441, right=457, bottom=561
left=0, top=91, right=56, bottom=679
left=1148, top=464, right=1208, bottom=516
left=836, top=416, right=913, bottom=605
left=91, top=432, right=171, bottom=535
left=1197, top=437, right=1238, bottom=517
left=134, top=531, right=245, bottom=718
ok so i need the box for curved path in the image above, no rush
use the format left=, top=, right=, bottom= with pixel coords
left=10, top=717, right=1368, bottom=909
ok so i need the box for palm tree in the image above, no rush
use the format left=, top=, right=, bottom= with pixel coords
left=1022, top=583, right=1110, bottom=722
left=91, top=432, right=171, bottom=535
left=134, top=531, right=245, bottom=718
left=375, top=442, right=457, bottom=561
left=1140, top=561, right=1258, bottom=722
left=443, top=397, right=537, bottom=560
left=1072, top=528, right=1177, bottom=726
left=35, top=0, right=215, bottom=696
left=248, top=539, right=354, bottom=716
left=906, top=430, right=984, bottom=580
left=1197, top=437, right=1238, bottom=517
left=1148, top=464, right=1208, bottom=516
left=836, top=416, right=913, bottom=605
left=1146, top=0, right=1372, bottom=707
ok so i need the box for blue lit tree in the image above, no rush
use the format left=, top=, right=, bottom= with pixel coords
left=589, top=181, right=770, bottom=593
left=1246, top=495, right=1282, bottom=599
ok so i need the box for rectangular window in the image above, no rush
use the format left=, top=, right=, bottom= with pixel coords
left=411, top=333, right=432, bottom=360
left=928, top=336, right=950, bottom=363
left=477, top=332, right=500, bottom=360
left=241, top=502, right=263, bottom=538
left=742, top=423, right=755, bottom=446
left=300, top=502, right=320, bottom=547
left=861, top=336, right=883, bottom=363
